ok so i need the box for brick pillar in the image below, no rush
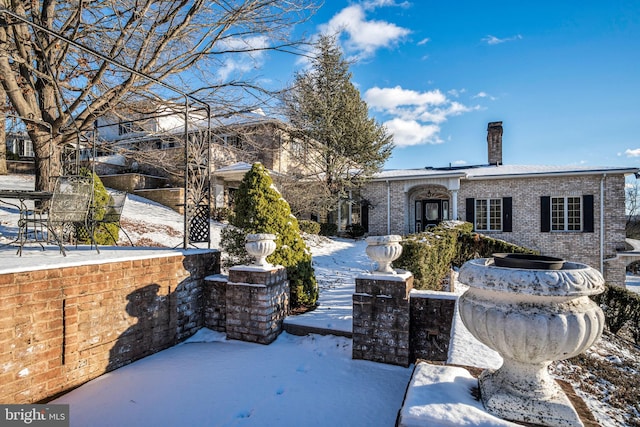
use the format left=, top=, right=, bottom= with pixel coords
left=409, top=292, right=457, bottom=362
left=225, top=265, right=289, bottom=344
left=203, top=274, right=228, bottom=332
left=352, top=272, right=413, bottom=367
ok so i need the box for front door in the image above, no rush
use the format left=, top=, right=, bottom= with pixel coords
left=415, top=199, right=447, bottom=232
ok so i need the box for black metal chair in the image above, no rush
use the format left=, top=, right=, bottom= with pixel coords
left=20, top=175, right=96, bottom=256
left=93, top=191, right=133, bottom=246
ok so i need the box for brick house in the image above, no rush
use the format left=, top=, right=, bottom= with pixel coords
left=359, top=122, right=637, bottom=285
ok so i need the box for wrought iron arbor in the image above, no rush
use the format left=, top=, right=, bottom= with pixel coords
left=1, top=7, right=212, bottom=249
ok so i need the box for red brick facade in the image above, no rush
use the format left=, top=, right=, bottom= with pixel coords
left=0, top=250, right=219, bottom=404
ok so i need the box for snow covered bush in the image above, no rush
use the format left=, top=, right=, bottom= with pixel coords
left=221, top=163, right=318, bottom=308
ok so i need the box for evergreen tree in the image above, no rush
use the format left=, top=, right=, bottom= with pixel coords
left=221, top=163, right=318, bottom=308
left=282, top=34, right=394, bottom=214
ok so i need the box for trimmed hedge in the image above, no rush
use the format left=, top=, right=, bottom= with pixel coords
left=395, top=221, right=537, bottom=291
left=593, top=284, right=640, bottom=344
left=453, top=231, right=538, bottom=267
left=299, top=220, right=321, bottom=235
left=320, top=222, right=338, bottom=237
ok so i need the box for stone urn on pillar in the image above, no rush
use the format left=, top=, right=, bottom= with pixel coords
left=365, top=235, right=403, bottom=273
left=245, top=233, right=277, bottom=267
left=458, top=253, right=605, bottom=427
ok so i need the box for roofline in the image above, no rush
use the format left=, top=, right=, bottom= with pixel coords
left=465, top=167, right=639, bottom=180
left=371, top=171, right=467, bottom=181
left=370, top=166, right=639, bottom=182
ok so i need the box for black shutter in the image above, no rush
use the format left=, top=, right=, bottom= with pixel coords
left=540, top=196, right=551, bottom=232
left=583, top=195, right=594, bottom=233
left=361, top=202, right=369, bottom=232
left=502, top=197, right=512, bottom=232
left=465, top=198, right=475, bottom=227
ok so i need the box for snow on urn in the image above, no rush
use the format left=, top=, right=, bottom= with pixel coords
left=458, top=254, right=605, bottom=427
left=245, top=234, right=276, bottom=267
left=365, top=235, right=403, bottom=274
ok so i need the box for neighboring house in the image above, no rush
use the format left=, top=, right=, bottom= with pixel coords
left=358, top=122, right=637, bottom=285
left=95, top=105, right=312, bottom=211
left=5, top=132, right=34, bottom=159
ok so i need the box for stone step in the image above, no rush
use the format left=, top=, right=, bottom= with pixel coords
left=283, top=321, right=352, bottom=338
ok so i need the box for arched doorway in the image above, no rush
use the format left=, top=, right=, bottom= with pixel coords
left=412, top=186, right=450, bottom=232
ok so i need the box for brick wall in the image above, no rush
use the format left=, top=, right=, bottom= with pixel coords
left=362, top=180, right=407, bottom=236
left=352, top=273, right=458, bottom=367
left=6, top=161, right=35, bottom=174
left=134, top=188, right=185, bottom=214
left=99, top=173, right=170, bottom=193
left=0, top=250, right=220, bottom=404
left=458, top=174, right=626, bottom=283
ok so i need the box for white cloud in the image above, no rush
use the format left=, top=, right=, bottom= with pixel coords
left=626, top=148, right=640, bottom=157
left=320, top=5, right=410, bottom=58
left=481, top=34, right=523, bottom=45
left=217, top=36, right=269, bottom=81
left=447, top=89, right=466, bottom=98
left=384, top=118, right=441, bottom=147
left=364, top=86, right=478, bottom=148
left=417, top=37, right=431, bottom=46
left=452, top=160, right=467, bottom=166
left=473, top=91, right=497, bottom=101
left=363, top=0, right=411, bottom=10
left=365, top=86, right=447, bottom=109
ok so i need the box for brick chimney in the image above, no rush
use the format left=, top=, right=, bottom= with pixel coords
left=487, top=121, right=503, bottom=165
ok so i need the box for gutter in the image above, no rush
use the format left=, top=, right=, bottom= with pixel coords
left=386, top=180, right=391, bottom=234
left=465, top=168, right=639, bottom=181
left=601, top=174, right=606, bottom=273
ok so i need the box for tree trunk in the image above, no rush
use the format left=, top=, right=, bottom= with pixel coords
left=32, top=132, right=61, bottom=192
left=0, top=86, right=7, bottom=175
left=0, top=115, right=6, bottom=175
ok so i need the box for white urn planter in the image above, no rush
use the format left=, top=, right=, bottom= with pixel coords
left=458, top=254, right=605, bottom=427
left=245, top=233, right=276, bottom=267
left=365, top=235, right=403, bottom=274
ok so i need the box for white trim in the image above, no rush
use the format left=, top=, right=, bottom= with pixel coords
left=465, top=169, right=638, bottom=180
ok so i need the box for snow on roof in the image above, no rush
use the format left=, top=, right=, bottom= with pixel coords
left=374, top=164, right=638, bottom=181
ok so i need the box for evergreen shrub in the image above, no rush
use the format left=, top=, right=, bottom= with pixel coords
left=77, top=169, right=119, bottom=245
left=593, top=284, right=640, bottom=343
left=453, top=231, right=538, bottom=267
left=395, top=222, right=466, bottom=290
left=346, top=224, right=366, bottom=238
left=220, top=163, right=318, bottom=308
left=299, top=220, right=321, bottom=235
left=319, top=222, right=338, bottom=236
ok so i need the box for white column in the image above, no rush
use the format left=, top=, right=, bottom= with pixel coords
left=451, top=190, right=458, bottom=220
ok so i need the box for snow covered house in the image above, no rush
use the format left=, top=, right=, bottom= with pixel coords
left=95, top=104, right=310, bottom=209
left=357, top=122, right=637, bottom=285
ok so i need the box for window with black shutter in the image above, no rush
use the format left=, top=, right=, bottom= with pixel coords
left=540, top=195, right=594, bottom=232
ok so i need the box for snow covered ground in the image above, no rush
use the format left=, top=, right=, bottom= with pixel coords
left=0, top=174, right=636, bottom=426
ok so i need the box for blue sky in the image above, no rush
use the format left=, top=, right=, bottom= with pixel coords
left=260, top=0, right=640, bottom=171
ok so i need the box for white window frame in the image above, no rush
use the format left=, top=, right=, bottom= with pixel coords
left=475, top=198, right=502, bottom=231
left=551, top=196, right=582, bottom=231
